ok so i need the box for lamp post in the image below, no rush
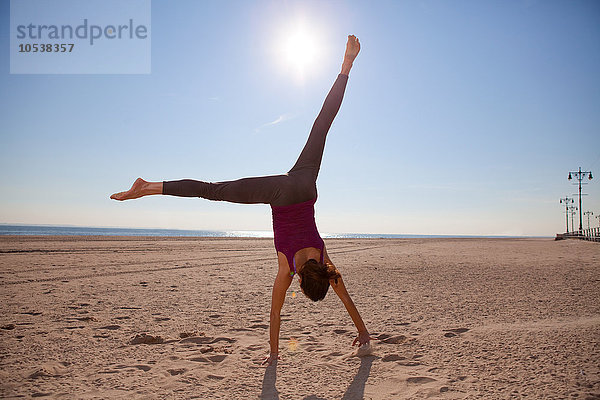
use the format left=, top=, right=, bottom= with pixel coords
left=568, top=167, right=593, bottom=234
left=559, top=197, right=574, bottom=233
left=584, top=211, right=594, bottom=230
left=568, top=205, right=578, bottom=234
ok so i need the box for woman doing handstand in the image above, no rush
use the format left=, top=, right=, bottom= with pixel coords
left=111, top=35, right=372, bottom=366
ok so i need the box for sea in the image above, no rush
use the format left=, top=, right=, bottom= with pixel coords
left=0, top=224, right=543, bottom=239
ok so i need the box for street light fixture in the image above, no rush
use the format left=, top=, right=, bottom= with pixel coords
left=559, top=197, right=574, bottom=233
left=568, top=205, right=578, bottom=234
left=568, top=167, right=593, bottom=234
left=584, top=211, right=594, bottom=230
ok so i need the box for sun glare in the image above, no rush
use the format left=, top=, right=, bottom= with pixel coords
left=276, top=22, right=325, bottom=81
left=284, top=30, right=317, bottom=70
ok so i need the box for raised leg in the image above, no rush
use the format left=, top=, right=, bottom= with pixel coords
left=288, top=35, right=360, bottom=181
left=287, top=74, right=348, bottom=179
left=111, top=175, right=289, bottom=205
left=111, top=36, right=360, bottom=208
left=162, top=175, right=291, bottom=205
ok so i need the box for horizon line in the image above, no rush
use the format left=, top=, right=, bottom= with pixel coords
left=0, top=223, right=553, bottom=238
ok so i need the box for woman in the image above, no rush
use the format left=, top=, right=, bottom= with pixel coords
left=111, top=35, right=372, bottom=366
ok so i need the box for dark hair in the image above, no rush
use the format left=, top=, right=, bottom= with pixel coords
left=298, top=259, right=341, bottom=302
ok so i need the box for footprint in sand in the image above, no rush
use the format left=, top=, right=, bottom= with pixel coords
left=94, top=334, right=110, bottom=339
left=180, top=336, right=212, bottom=345
left=28, top=361, right=70, bottom=379
left=211, top=337, right=236, bottom=344
left=381, top=335, right=407, bottom=344
left=103, top=364, right=152, bottom=373
left=249, top=324, right=268, bottom=329
left=180, top=336, right=236, bottom=345
left=130, top=333, right=164, bottom=345
left=98, top=324, right=121, bottom=331
left=445, top=328, right=469, bottom=333
left=382, top=354, right=406, bottom=362
left=443, top=328, right=470, bottom=338
left=20, top=311, right=42, bottom=316
left=72, top=316, right=98, bottom=322
left=246, top=344, right=263, bottom=352
left=32, top=391, right=53, bottom=397
left=399, top=361, right=421, bottom=367
left=179, top=331, right=202, bottom=339
left=167, top=368, right=187, bottom=376
left=407, top=376, right=437, bottom=384
left=68, top=303, right=90, bottom=310
left=127, top=364, right=152, bottom=372
left=189, top=355, right=228, bottom=363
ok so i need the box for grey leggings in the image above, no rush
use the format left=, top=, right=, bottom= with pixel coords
left=162, top=74, right=349, bottom=207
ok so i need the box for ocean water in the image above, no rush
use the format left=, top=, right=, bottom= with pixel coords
left=0, top=224, right=538, bottom=239
left=0, top=225, right=270, bottom=238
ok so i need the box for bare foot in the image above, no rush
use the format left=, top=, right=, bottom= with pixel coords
left=344, top=35, right=360, bottom=63
left=110, top=178, right=150, bottom=201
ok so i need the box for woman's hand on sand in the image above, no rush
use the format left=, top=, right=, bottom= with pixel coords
left=352, top=331, right=375, bottom=347
left=344, top=35, right=360, bottom=63
left=262, top=353, right=280, bottom=366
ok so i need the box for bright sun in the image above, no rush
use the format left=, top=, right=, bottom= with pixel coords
left=276, top=23, right=324, bottom=81
left=284, top=30, right=317, bottom=71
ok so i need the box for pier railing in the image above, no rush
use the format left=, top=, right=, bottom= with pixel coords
left=555, top=228, right=600, bottom=242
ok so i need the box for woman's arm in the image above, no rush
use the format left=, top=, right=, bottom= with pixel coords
left=263, top=256, right=293, bottom=365
left=324, top=249, right=373, bottom=347
left=330, top=274, right=370, bottom=343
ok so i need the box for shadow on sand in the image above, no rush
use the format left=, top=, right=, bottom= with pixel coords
left=260, top=356, right=375, bottom=400
left=340, top=355, right=375, bottom=400
left=261, top=361, right=280, bottom=399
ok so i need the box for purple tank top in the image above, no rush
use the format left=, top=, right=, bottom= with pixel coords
left=271, top=197, right=325, bottom=276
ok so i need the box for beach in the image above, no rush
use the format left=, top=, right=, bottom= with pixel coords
left=0, top=236, right=598, bottom=399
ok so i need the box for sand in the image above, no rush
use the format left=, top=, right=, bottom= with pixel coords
left=0, top=236, right=599, bottom=399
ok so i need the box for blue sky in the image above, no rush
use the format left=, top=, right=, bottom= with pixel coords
left=1, top=0, right=599, bottom=236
